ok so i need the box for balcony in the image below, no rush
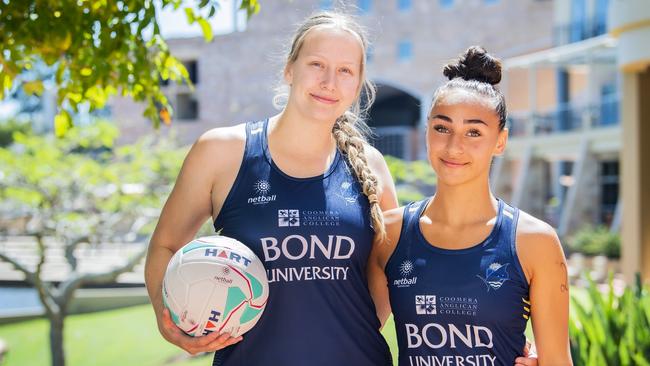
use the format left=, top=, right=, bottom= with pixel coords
left=508, top=95, right=619, bottom=138
left=554, top=17, right=608, bottom=45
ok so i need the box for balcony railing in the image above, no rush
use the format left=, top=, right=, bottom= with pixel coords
left=508, top=95, right=619, bottom=137
left=554, top=17, right=607, bottom=45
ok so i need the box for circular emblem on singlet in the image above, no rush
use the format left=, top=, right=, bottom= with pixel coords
left=399, top=260, right=415, bottom=277
left=254, top=180, right=271, bottom=195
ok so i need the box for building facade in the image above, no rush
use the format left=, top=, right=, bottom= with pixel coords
left=494, top=0, right=619, bottom=238
left=495, top=0, right=650, bottom=282
left=111, top=0, right=554, bottom=158
left=111, top=0, right=650, bottom=280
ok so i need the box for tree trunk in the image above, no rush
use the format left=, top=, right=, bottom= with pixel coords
left=49, top=312, right=65, bottom=366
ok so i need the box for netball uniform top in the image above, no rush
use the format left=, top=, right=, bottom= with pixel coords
left=212, top=119, right=392, bottom=366
left=385, top=199, right=530, bottom=366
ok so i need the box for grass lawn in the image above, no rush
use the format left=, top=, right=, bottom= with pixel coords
left=0, top=288, right=589, bottom=365
left=0, top=305, right=399, bottom=366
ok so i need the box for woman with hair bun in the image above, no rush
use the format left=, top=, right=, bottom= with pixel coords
left=368, top=46, right=572, bottom=366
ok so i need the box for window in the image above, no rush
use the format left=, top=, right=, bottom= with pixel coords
left=600, top=161, right=619, bottom=226
left=484, top=0, right=498, bottom=4
left=319, top=0, right=333, bottom=10
left=570, top=0, right=587, bottom=42
left=439, top=0, right=453, bottom=8
left=599, top=83, right=619, bottom=126
left=371, top=128, right=410, bottom=159
left=176, top=93, right=198, bottom=121
left=183, top=60, right=198, bottom=85
left=398, top=0, right=412, bottom=11
left=358, top=0, right=371, bottom=14
left=163, top=60, right=198, bottom=86
left=397, top=40, right=413, bottom=62
left=594, top=0, right=609, bottom=36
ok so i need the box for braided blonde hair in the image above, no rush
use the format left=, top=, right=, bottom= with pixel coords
left=332, top=112, right=385, bottom=242
left=275, top=11, right=385, bottom=241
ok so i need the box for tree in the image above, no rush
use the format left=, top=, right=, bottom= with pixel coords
left=0, top=122, right=186, bottom=366
left=0, top=0, right=260, bottom=135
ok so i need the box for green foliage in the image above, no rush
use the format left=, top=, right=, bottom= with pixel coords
left=568, top=225, right=621, bottom=259
left=0, top=304, right=399, bottom=366
left=384, top=155, right=437, bottom=205
left=0, top=121, right=185, bottom=239
left=0, top=121, right=189, bottom=365
left=0, top=119, right=32, bottom=147
left=570, top=274, right=650, bottom=366
left=0, top=0, right=260, bottom=135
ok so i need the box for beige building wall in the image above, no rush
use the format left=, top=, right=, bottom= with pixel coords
left=110, top=0, right=554, bottom=146
left=641, top=69, right=650, bottom=282
left=620, top=68, right=650, bottom=283
left=609, top=0, right=650, bottom=283
left=506, top=68, right=557, bottom=112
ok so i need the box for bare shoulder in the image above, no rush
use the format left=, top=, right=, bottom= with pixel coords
left=515, top=210, right=566, bottom=281
left=186, top=123, right=247, bottom=174
left=194, top=123, right=246, bottom=156
left=174, top=123, right=247, bottom=207
left=363, top=143, right=386, bottom=171
left=516, top=210, right=560, bottom=245
left=375, top=206, right=406, bottom=268
left=384, top=206, right=405, bottom=237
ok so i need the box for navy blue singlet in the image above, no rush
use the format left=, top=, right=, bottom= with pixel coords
left=386, top=199, right=530, bottom=366
left=212, top=120, right=392, bottom=366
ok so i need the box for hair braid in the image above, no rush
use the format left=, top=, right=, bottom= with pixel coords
left=332, top=113, right=386, bottom=242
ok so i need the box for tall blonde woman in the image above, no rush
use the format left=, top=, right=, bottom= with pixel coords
left=145, top=12, right=397, bottom=366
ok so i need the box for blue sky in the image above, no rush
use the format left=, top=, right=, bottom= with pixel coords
left=157, top=0, right=246, bottom=39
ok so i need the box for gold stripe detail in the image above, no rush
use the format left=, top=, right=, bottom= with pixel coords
left=524, top=306, right=530, bottom=312
left=523, top=314, right=529, bottom=320
left=621, top=59, right=650, bottom=73
left=522, top=297, right=531, bottom=305
left=610, top=19, right=650, bottom=37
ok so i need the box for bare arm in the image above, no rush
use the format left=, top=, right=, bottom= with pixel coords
left=367, top=246, right=391, bottom=329
left=365, top=145, right=399, bottom=328
left=517, top=215, right=572, bottom=366
left=365, top=144, right=399, bottom=212
left=144, top=125, right=245, bottom=354
left=364, top=145, right=399, bottom=328
left=367, top=207, right=404, bottom=328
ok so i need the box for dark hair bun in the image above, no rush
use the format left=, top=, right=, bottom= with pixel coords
left=443, top=46, right=502, bottom=85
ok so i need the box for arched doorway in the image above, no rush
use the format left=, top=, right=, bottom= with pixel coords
left=366, top=82, right=423, bottom=160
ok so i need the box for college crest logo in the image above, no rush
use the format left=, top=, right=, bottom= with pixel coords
left=477, top=262, right=510, bottom=291
left=415, top=295, right=437, bottom=315
left=336, top=180, right=359, bottom=204
left=278, top=209, right=300, bottom=227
